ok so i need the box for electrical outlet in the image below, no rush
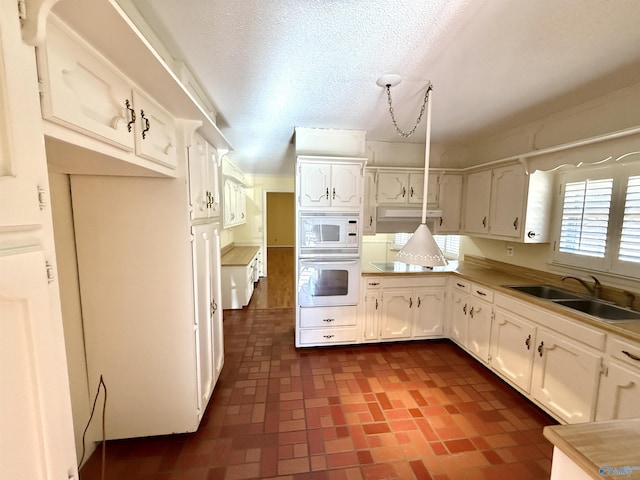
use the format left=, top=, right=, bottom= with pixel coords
left=506, top=246, right=514, bottom=257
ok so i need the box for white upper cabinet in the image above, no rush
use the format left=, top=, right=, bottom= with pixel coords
left=463, top=162, right=553, bottom=242
left=376, top=170, right=438, bottom=206
left=297, top=156, right=365, bottom=210
left=434, top=173, right=463, bottom=234
left=132, top=89, right=177, bottom=168
left=37, top=17, right=178, bottom=172
left=188, top=133, right=221, bottom=221
left=463, top=169, right=492, bottom=235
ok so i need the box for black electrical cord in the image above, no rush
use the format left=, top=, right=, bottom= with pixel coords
left=77, top=375, right=107, bottom=479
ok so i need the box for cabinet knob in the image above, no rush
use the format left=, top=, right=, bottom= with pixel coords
left=538, top=341, right=544, bottom=357
left=482, top=216, right=487, bottom=228
left=410, top=187, right=414, bottom=197
left=513, top=217, right=519, bottom=230
left=527, top=231, right=536, bottom=239
left=402, top=187, right=406, bottom=198
left=322, top=318, right=335, bottom=323
left=375, top=298, right=378, bottom=309
left=469, top=307, right=474, bottom=318
left=323, top=334, right=334, bottom=339
left=409, top=297, right=413, bottom=308
left=463, top=303, right=467, bottom=314
left=369, top=215, right=373, bottom=227
left=332, top=187, right=336, bottom=200
left=525, top=334, right=531, bottom=350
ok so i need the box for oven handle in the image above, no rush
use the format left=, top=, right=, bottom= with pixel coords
left=300, top=259, right=360, bottom=266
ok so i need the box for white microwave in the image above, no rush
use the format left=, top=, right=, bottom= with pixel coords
left=299, top=214, right=360, bottom=256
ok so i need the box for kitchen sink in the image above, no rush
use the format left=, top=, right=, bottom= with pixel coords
left=506, top=285, right=583, bottom=300
left=552, top=299, right=640, bottom=321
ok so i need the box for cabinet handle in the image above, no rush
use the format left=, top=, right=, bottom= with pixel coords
left=323, top=318, right=335, bottom=323
left=476, top=290, right=487, bottom=296
left=456, top=283, right=466, bottom=288
left=323, top=334, right=334, bottom=339
left=402, top=187, right=406, bottom=198
left=439, top=217, right=443, bottom=226
left=525, top=334, right=531, bottom=350
left=140, top=110, right=150, bottom=139
left=410, top=187, right=414, bottom=197
left=326, top=187, right=329, bottom=199
left=513, top=217, right=519, bottom=230
left=482, top=216, right=487, bottom=228
left=125, top=99, right=136, bottom=132
left=409, top=297, right=413, bottom=308
left=463, top=303, right=467, bottom=314
left=375, top=298, right=378, bottom=309
left=469, top=307, right=474, bottom=318
left=332, top=187, right=336, bottom=200
left=417, top=297, right=421, bottom=307
left=538, top=341, right=544, bottom=357
left=369, top=282, right=379, bottom=286
left=369, top=215, right=373, bottom=227
left=622, top=350, right=640, bottom=362
left=210, top=300, right=218, bottom=315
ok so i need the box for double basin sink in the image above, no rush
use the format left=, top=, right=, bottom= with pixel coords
left=506, top=285, right=640, bottom=322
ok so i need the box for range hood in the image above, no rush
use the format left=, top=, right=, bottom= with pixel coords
left=375, top=207, right=442, bottom=234
left=376, top=206, right=442, bottom=219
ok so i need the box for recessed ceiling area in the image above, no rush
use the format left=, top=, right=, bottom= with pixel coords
left=128, top=0, right=640, bottom=175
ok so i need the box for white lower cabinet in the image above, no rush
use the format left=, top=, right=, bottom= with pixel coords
left=530, top=328, right=602, bottom=424
left=449, top=279, right=471, bottom=346
left=596, top=336, right=640, bottom=421
left=298, top=305, right=359, bottom=346
left=221, top=247, right=260, bottom=309
left=490, top=309, right=536, bottom=392
left=363, top=276, right=446, bottom=342
left=465, top=284, right=494, bottom=363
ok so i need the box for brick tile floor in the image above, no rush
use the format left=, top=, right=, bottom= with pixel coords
left=80, top=307, right=557, bottom=479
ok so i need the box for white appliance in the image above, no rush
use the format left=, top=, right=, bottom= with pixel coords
left=299, top=213, right=360, bottom=256
left=297, top=258, right=361, bottom=307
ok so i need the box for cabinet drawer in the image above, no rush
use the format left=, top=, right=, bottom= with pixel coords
left=609, top=336, right=640, bottom=370
left=299, top=305, right=357, bottom=328
left=299, top=327, right=358, bottom=345
left=363, top=277, right=383, bottom=290
left=382, top=276, right=447, bottom=289
left=471, top=283, right=494, bottom=303
left=451, top=278, right=471, bottom=294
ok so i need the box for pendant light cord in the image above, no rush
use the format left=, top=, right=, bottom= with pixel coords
left=385, top=84, right=432, bottom=138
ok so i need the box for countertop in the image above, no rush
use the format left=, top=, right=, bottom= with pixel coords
left=221, top=245, right=260, bottom=266
left=362, top=257, right=640, bottom=342
left=543, top=419, right=640, bottom=479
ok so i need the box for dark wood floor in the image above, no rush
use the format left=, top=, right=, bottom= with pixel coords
left=248, top=247, right=295, bottom=309
left=79, top=246, right=557, bottom=479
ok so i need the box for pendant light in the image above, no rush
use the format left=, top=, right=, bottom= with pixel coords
left=379, top=76, right=447, bottom=267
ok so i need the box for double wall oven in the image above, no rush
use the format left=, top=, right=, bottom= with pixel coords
left=297, top=213, right=361, bottom=307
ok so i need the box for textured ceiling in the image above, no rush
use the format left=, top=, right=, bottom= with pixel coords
left=129, top=0, right=640, bottom=175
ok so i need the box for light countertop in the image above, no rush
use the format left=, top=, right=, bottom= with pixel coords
left=221, top=245, right=260, bottom=266
left=543, top=419, right=640, bottom=479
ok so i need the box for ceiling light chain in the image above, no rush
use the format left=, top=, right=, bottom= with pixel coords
left=385, top=83, right=433, bottom=138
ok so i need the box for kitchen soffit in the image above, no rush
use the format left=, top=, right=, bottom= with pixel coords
left=126, top=0, right=640, bottom=176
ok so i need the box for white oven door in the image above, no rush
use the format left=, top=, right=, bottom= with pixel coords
left=298, top=259, right=360, bottom=307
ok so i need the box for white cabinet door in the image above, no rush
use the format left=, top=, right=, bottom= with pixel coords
left=408, top=172, right=425, bottom=204
left=463, top=170, right=492, bottom=235
left=377, top=172, right=407, bottom=204
left=40, top=19, right=135, bottom=151
left=0, top=6, right=42, bottom=229
left=188, top=134, right=209, bottom=220
left=207, top=146, right=221, bottom=218
left=299, top=162, right=331, bottom=207
left=489, top=164, right=526, bottom=238
left=331, top=163, right=361, bottom=208
left=363, top=171, right=377, bottom=234
left=380, top=290, right=413, bottom=339
left=466, top=297, right=492, bottom=363
left=133, top=90, right=177, bottom=168
left=531, top=329, right=602, bottom=423
left=450, top=290, right=469, bottom=346
left=596, top=361, right=640, bottom=421
left=224, top=179, right=238, bottom=225
left=192, top=224, right=216, bottom=418
left=435, top=173, right=463, bottom=234
left=0, top=250, right=76, bottom=480
left=363, top=291, right=381, bottom=341
left=412, top=287, right=445, bottom=337
left=490, top=309, right=536, bottom=392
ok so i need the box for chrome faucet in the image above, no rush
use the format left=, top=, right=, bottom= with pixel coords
left=562, top=275, right=602, bottom=299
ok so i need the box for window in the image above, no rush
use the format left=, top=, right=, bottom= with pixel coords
left=554, top=162, right=640, bottom=277
left=393, top=233, right=460, bottom=260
